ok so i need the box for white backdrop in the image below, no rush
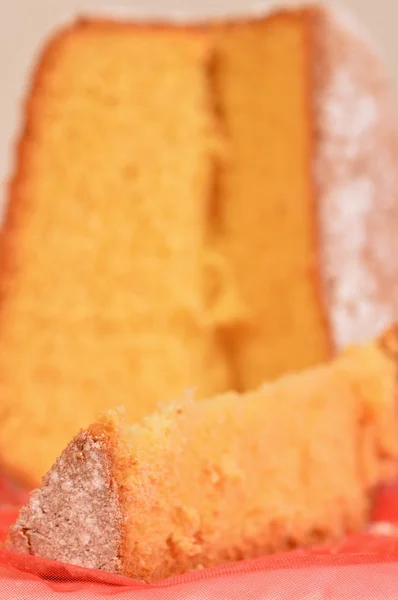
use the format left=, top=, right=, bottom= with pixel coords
left=0, top=0, right=396, bottom=210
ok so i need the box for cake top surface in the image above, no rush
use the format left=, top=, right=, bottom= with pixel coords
left=53, top=1, right=365, bottom=34
left=77, top=0, right=315, bottom=23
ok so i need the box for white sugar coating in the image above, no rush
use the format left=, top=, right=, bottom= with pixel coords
left=314, top=9, right=398, bottom=349
left=321, top=70, right=378, bottom=139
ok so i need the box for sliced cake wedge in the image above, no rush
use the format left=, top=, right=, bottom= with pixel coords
left=7, top=329, right=398, bottom=582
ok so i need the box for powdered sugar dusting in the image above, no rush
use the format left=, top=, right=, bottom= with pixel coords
left=314, top=8, right=398, bottom=348
left=321, top=69, right=378, bottom=140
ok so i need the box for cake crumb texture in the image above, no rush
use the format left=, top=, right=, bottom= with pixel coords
left=0, top=5, right=398, bottom=485
left=7, top=332, right=398, bottom=582
left=0, top=23, right=230, bottom=484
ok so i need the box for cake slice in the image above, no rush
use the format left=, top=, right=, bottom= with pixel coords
left=0, top=23, right=231, bottom=486
left=7, top=330, right=398, bottom=582
left=212, top=7, right=398, bottom=388
left=1, top=3, right=398, bottom=488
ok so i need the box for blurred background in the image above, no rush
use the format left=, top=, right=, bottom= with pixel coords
left=0, top=0, right=396, bottom=210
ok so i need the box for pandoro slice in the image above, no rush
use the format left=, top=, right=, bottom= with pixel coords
left=7, top=329, right=398, bottom=582
left=1, top=4, right=398, bottom=488
left=0, top=24, right=230, bottom=486
left=212, top=5, right=398, bottom=387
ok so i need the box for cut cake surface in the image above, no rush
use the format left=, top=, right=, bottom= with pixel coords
left=0, top=3, right=398, bottom=485
left=7, top=330, right=398, bottom=582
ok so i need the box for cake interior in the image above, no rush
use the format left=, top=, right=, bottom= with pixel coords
left=213, top=11, right=331, bottom=389
left=0, top=10, right=332, bottom=483
left=7, top=333, right=398, bottom=581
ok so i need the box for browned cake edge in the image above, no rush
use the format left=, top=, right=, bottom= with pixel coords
left=0, top=29, right=74, bottom=488
left=6, top=411, right=126, bottom=573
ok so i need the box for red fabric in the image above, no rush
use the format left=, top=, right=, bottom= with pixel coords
left=0, top=477, right=397, bottom=598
